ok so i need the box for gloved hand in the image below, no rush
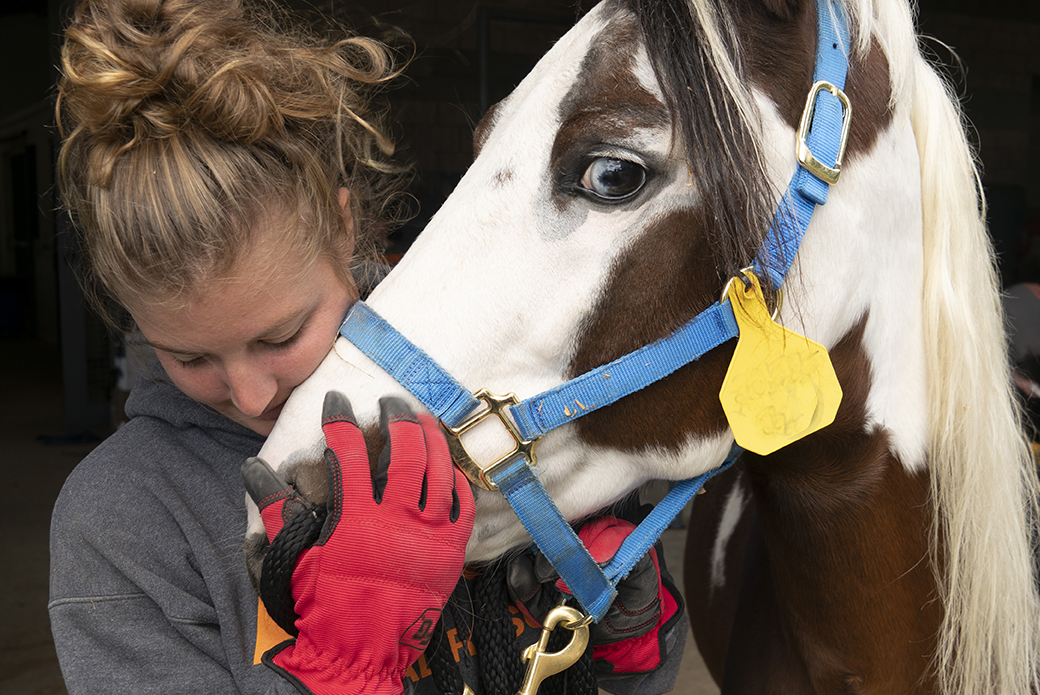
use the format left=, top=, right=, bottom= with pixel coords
left=242, top=392, right=475, bottom=695
left=506, top=516, right=663, bottom=645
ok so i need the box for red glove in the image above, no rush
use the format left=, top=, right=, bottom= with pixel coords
left=507, top=516, right=677, bottom=674
left=578, top=517, right=677, bottom=674
left=243, top=392, right=475, bottom=695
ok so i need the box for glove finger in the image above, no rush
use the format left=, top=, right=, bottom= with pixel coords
left=451, top=463, right=476, bottom=529
left=535, top=551, right=576, bottom=596
left=577, top=516, right=636, bottom=564
left=534, top=549, right=561, bottom=585
left=416, top=414, right=455, bottom=518
left=506, top=552, right=556, bottom=626
left=623, top=547, right=658, bottom=586
left=379, top=396, right=428, bottom=509
left=506, top=552, right=542, bottom=605
left=596, top=547, right=662, bottom=644
left=320, top=391, right=371, bottom=509
left=242, top=456, right=306, bottom=542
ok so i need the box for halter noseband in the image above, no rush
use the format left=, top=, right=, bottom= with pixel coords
left=338, top=0, right=851, bottom=623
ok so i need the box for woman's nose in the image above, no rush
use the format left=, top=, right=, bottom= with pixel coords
left=225, top=363, right=278, bottom=418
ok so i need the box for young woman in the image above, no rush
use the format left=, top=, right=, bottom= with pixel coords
left=49, top=1, right=687, bottom=693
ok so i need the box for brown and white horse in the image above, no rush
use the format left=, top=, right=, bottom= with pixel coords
left=248, top=0, right=1040, bottom=692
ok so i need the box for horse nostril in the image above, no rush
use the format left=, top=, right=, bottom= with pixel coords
left=283, top=458, right=331, bottom=506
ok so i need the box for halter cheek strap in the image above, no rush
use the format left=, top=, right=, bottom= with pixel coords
left=338, top=0, right=851, bottom=621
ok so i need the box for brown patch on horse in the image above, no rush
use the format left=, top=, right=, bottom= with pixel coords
left=550, top=13, right=668, bottom=202
left=686, top=317, right=941, bottom=692
left=755, top=318, right=939, bottom=692
left=684, top=465, right=753, bottom=683
left=569, top=205, right=733, bottom=450
left=685, top=466, right=821, bottom=692
left=559, top=7, right=736, bottom=453
left=842, top=38, right=894, bottom=160
left=734, top=0, right=893, bottom=162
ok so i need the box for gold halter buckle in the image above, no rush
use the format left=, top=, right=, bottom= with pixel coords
left=796, top=80, right=852, bottom=185
left=441, top=389, right=539, bottom=491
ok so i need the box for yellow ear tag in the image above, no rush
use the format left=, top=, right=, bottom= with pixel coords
left=719, top=272, right=842, bottom=455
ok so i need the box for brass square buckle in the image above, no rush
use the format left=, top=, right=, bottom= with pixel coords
left=796, top=80, right=852, bottom=186
left=441, top=389, right=539, bottom=491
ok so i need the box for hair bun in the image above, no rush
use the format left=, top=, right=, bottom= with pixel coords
left=59, top=0, right=360, bottom=147
left=57, top=0, right=405, bottom=328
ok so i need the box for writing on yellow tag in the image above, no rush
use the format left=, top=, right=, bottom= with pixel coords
left=719, top=272, right=842, bottom=455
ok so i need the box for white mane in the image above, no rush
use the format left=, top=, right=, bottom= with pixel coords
left=666, top=0, right=1040, bottom=691
left=856, top=1, right=1040, bottom=692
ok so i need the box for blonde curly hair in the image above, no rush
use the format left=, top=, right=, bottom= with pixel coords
left=56, top=0, right=407, bottom=330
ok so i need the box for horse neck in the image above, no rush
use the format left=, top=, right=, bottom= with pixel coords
left=728, top=83, right=942, bottom=686
left=739, top=313, right=941, bottom=691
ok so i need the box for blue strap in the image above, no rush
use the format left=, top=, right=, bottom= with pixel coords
left=755, top=0, right=850, bottom=289
left=508, top=301, right=739, bottom=442
left=493, top=455, right=617, bottom=620
left=602, top=445, right=740, bottom=583
left=498, top=444, right=742, bottom=620
left=338, top=303, right=481, bottom=426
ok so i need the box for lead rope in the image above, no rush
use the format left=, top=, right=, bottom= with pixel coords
left=424, top=563, right=597, bottom=695
left=428, top=601, right=466, bottom=695
left=262, top=500, right=596, bottom=695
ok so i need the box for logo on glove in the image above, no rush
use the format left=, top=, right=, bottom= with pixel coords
left=400, top=608, right=441, bottom=650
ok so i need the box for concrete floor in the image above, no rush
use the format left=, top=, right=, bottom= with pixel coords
left=0, top=338, right=718, bottom=695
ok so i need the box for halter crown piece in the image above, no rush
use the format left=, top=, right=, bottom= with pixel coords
left=339, top=0, right=852, bottom=623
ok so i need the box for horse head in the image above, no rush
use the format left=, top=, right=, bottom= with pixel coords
left=250, top=0, right=915, bottom=558
left=247, top=1, right=1040, bottom=691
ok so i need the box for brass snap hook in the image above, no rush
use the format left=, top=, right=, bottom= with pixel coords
left=516, top=605, right=591, bottom=695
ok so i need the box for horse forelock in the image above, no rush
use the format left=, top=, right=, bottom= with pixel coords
left=624, top=0, right=777, bottom=287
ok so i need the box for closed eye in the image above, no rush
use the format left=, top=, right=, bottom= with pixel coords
left=166, top=326, right=304, bottom=369
left=260, top=326, right=305, bottom=351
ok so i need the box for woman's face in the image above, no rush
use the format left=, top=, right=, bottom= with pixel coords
left=133, top=239, right=357, bottom=436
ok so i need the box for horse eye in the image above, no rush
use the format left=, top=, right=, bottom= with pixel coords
left=579, top=158, right=647, bottom=201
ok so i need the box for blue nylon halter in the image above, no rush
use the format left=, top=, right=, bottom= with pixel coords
left=338, top=0, right=851, bottom=621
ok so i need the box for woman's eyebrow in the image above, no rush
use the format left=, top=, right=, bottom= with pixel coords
left=144, top=308, right=311, bottom=356
left=145, top=339, right=199, bottom=357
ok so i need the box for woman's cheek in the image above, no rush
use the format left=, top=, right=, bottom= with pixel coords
left=292, top=334, right=337, bottom=383
left=160, top=356, right=227, bottom=407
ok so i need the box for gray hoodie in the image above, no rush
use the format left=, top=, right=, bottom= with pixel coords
left=48, top=367, right=293, bottom=693
left=49, top=361, right=685, bottom=694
